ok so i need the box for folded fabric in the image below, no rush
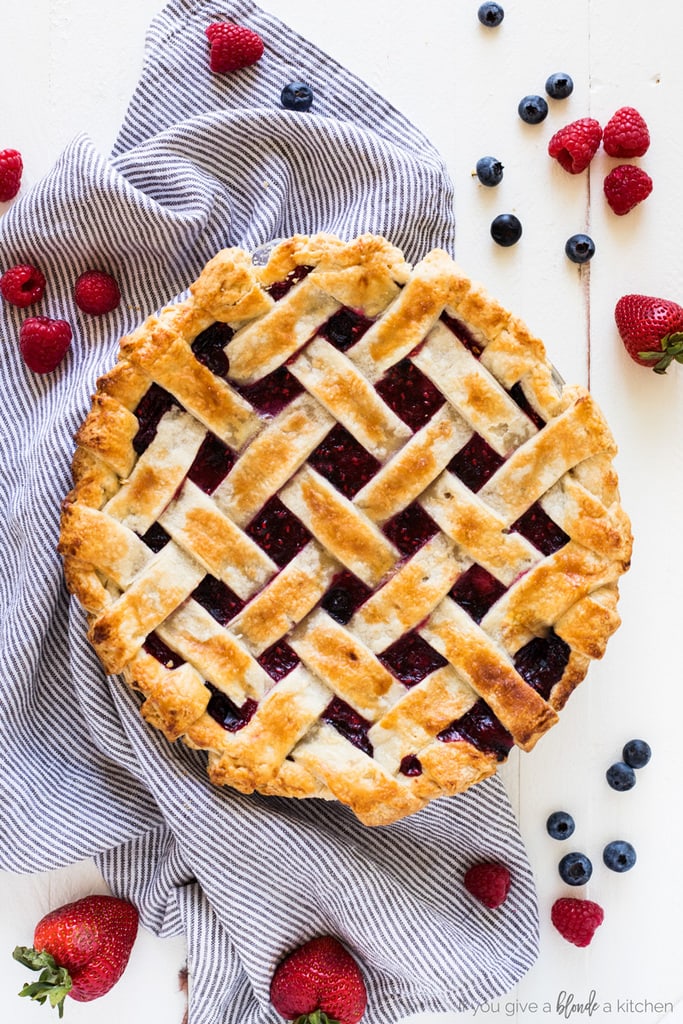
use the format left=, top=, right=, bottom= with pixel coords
left=0, top=2, right=539, bottom=1021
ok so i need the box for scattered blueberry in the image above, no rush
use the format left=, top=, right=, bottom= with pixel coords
left=281, top=82, right=314, bottom=112
left=622, top=738, right=651, bottom=769
left=518, top=95, right=549, bottom=125
left=478, top=2, right=504, bottom=27
left=476, top=156, right=504, bottom=187
left=603, top=840, right=637, bottom=873
left=606, top=761, right=636, bottom=792
left=546, top=811, right=576, bottom=841
left=559, top=851, right=593, bottom=886
left=545, top=72, right=574, bottom=100
left=565, top=234, right=596, bottom=264
left=491, top=213, right=522, bottom=247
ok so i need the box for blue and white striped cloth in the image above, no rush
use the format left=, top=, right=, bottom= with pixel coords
left=0, top=2, right=539, bottom=1020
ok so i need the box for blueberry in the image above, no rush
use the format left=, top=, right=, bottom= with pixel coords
left=559, top=851, right=593, bottom=886
left=281, top=82, right=314, bottom=112
left=518, top=95, right=549, bottom=125
left=622, top=738, right=651, bottom=769
left=476, top=156, right=504, bottom=187
left=565, top=234, right=595, bottom=264
left=478, top=2, right=504, bottom=27
left=606, top=761, right=636, bottom=792
left=491, top=213, right=522, bottom=247
left=603, top=840, right=637, bottom=873
left=546, top=811, right=576, bottom=841
left=545, top=72, right=574, bottom=100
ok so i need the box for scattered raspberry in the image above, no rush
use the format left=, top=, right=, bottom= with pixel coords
left=74, top=270, right=121, bottom=315
left=205, top=22, right=264, bottom=73
left=603, top=164, right=653, bottom=215
left=19, top=316, right=72, bottom=373
left=548, top=118, right=603, bottom=174
left=0, top=148, right=23, bottom=202
left=0, top=264, right=46, bottom=308
left=464, top=862, right=511, bottom=909
left=603, top=106, right=650, bottom=158
left=551, top=897, right=604, bottom=947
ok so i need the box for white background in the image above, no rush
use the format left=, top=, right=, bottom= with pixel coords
left=2, top=1, right=683, bottom=1022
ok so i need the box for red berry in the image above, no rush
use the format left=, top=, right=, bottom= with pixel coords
left=270, top=935, right=367, bottom=1024
left=463, top=862, right=511, bottom=909
left=551, top=897, right=604, bottom=947
left=19, top=316, right=72, bottom=373
left=0, top=264, right=46, bottom=308
left=74, top=269, right=121, bottom=315
left=548, top=118, right=603, bottom=174
left=0, top=148, right=23, bottom=202
left=603, top=106, right=650, bottom=158
left=205, top=22, right=264, bottom=73
left=603, top=164, right=653, bottom=215
left=614, top=293, right=683, bottom=372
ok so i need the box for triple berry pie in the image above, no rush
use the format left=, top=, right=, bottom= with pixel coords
left=59, top=234, right=632, bottom=825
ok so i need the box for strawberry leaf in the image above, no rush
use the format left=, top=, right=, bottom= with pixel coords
left=292, top=1012, right=340, bottom=1024
left=13, top=946, right=72, bottom=1018
left=638, top=331, right=683, bottom=373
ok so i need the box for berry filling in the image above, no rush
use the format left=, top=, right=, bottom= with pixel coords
left=399, top=754, right=423, bottom=777
left=511, top=501, right=570, bottom=555
left=438, top=698, right=514, bottom=760
left=447, top=433, right=505, bottom=492
left=450, top=564, right=508, bottom=623
left=441, top=311, right=483, bottom=357
left=258, top=639, right=300, bottom=681
left=232, top=364, right=304, bottom=416
left=379, top=631, right=447, bottom=686
left=245, top=496, right=311, bottom=567
left=140, top=522, right=171, bottom=552
left=508, top=382, right=546, bottom=429
left=322, top=696, right=373, bottom=757
left=143, top=633, right=185, bottom=669
left=133, top=384, right=179, bottom=455
left=206, top=685, right=258, bottom=732
left=308, top=424, right=381, bottom=499
left=191, top=321, right=232, bottom=378
left=320, top=570, right=373, bottom=624
left=375, top=358, right=446, bottom=431
left=266, top=264, right=313, bottom=301
left=382, top=502, right=440, bottom=556
left=187, top=433, right=235, bottom=493
left=317, top=307, right=373, bottom=352
left=192, top=574, right=244, bottom=625
left=514, top=630, right=570, bottom=699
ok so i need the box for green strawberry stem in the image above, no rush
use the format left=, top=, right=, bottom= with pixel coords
left=639, top=331, right=683, bottom=374
left=12, top=947, right=73, bottom=1018
left=292, top=1012, right=340, bottom=1024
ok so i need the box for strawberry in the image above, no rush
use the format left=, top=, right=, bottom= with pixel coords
left=13, top=894, right=138, bottom=1016
left=270, top=935, right=367, bottom=1024
left=551, top=897, right=604, bottom=947
left=603, top=164, right=653, bottom=215
left=603, top=106, right=650, bottom=158
left=614, top=293, right=683, bottom=373
left=205, top=22, right=264, bottom=73
left=19, top=316, right=72, bottom=373
left=547, top=118, right=602, bottom=174
left=0, top=147, right=23, bottom=202
left=463, top=862, right=511, bottom=909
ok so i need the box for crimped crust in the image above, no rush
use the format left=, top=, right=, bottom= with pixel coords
left=59, top=234, right=632, bottom=826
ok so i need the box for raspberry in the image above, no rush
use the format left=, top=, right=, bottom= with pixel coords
left=74, top=269, right=121, bottom=315
left=463, top=862, right=511, bottom=909
left=205, top=23, right=264, bottom=73
left=551, top=898, right=604, bottom=947
left=0, top=264, right=46, bottom=308
left=19, top=316, right=72, bottom=373
left=603, top=164, right=653, bottom=215
left=603, top=106, right=650, bottom=158
left=548, top=118, right=603, bottom=174
left=0, top=148, right=23, bottom=202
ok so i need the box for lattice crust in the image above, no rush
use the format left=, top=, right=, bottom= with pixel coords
left=59, top=234, right=632, bottom=826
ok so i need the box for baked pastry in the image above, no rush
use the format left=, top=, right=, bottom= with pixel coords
left=59, top=234, right=632, bottom=826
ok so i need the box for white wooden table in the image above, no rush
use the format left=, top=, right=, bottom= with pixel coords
left=2, top=1, right=682, bottom=1021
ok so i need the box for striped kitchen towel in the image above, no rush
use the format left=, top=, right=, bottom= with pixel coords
left=0, top=1, right=539, bottom=1021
